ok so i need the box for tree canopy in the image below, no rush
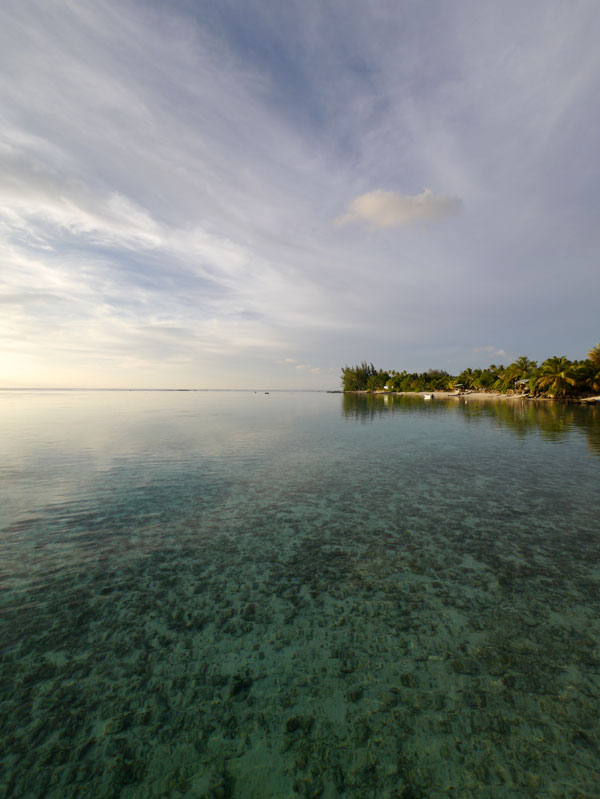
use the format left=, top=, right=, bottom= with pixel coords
left=341, top=345, right=600, bottom=397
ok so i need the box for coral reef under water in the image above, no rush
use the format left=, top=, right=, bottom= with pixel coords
left=1, top=392, right=599, bottom=798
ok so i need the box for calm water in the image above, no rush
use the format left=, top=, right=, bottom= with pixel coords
left=1, top=390, right=599, bottom=799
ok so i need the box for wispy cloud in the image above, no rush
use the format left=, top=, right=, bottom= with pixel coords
left=472, top=346, right=507, bottom=359
left=0, top=1, right=599, bottom=386
left=296, top=364, right=324, bottom=374
left=336, top=189, right=463, bottom=230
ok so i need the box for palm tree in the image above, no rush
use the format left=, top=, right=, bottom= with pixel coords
left=535, top=356, right=577, bottom=397
left=502, top=355, right=538, bottom=393
left=588, top=344, right=600, bottom=368
left=573, top=360, right=600, bottom=394
left=586, top=344, right=600, bottom=392
left=456, top=368, right=474, bottom=389
left=512, top=355, right=537, bottom=375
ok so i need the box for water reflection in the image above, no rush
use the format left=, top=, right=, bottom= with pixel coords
left=342, top=392, right=600, bottom=456
left=342, top=392, right=438, bottom=420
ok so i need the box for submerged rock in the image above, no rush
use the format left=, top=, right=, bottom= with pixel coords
left=285, top=715, right=314, bottom=735
left=228, top=674, right=253, bottom=698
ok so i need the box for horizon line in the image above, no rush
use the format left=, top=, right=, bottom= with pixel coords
left=0, top=387, right=339, bottom=392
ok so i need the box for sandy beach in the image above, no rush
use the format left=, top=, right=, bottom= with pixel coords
left=417, top=390, right=528, bottom=401
left=370, top=389, right=528, bottom=400
left=366, top=390, right=600, bottom=403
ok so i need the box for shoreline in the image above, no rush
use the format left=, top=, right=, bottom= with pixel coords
left=344, top=390, right=600, bottom=404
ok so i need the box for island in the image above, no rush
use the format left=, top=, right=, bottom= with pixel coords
left=341, top=344, right=600, bottom=401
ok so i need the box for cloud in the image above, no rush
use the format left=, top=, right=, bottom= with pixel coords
left=274, top=358, right=329, bottom=376
left=335, top=189, right=463, bottom=230
left=292, top=363, right=325, bottom=374
left=472, top=346, right=507, bottom=358
left=0, top=2, right=599, bottom=386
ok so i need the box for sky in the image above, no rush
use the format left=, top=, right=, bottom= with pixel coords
left=1, top=0, right=599, bottom=389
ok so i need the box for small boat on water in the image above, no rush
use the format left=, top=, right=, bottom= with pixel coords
left=424, top=393, right=434, bottom=400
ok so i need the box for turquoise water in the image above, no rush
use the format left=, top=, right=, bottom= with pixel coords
left=1, top=390, right=599, bottom=799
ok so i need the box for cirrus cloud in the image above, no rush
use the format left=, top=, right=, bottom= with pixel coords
left=472, top=346, right=507, bottom=358
left=336, top=188, right=463, bottom=230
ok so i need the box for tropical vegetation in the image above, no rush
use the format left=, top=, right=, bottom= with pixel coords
left=341, top=344, right=600, bottom=398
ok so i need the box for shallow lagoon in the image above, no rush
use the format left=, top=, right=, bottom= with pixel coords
left=1, top=390, right=599, bottom=798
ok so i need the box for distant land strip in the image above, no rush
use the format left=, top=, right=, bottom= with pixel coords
left=342, top=344, right=600, bottom=400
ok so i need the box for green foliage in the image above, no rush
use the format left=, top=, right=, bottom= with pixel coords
left=341, top=363, right=390, bottom=391
left=588, top=344, right=600, bottom=368
left=457, top=368, right=474, bottom=388
left=535, top=356, right=577, bottom=397
left=501, top=356, right=538, bottom=392
left=341, top=342, right=600, bottom=397
left=366, top=373, right=382, bottom=391
left=341, top=362, right=376, bottom=391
